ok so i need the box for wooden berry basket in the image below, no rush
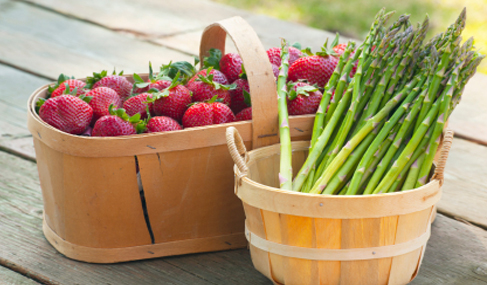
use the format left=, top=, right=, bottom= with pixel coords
left=226, top=127, right=453, bottom=285
left=26, top=17, right=315, bottom=263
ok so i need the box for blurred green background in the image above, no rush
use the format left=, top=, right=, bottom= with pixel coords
left=212, top=0, right=486, bottom=74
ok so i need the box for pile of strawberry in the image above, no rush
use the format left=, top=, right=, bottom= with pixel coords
left=36, top=38, right=352, bottom=137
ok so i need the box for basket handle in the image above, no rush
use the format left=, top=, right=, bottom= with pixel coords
left=200, top=17, right=279, bottom=150
left=226, top=127, right=249, bottom=184
left=431, top=129, right=454, bottom=185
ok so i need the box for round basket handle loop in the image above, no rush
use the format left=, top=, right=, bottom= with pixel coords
left=432, top=129, right=454, bottom=185
left=226, top=127, right=249, bottom=184
left=200, top=17, right=279, bottom=149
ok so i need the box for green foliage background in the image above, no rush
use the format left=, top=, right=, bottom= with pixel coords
left=212, top=0, right=486, bottom=73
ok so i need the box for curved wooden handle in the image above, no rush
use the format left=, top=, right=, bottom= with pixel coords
left=200, top=16, right=279, bottom=149
left=432, top=129, right=454, bottom=185
left=226, top=127, right=248, bottom=183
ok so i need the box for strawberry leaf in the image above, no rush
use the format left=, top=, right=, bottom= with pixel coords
left=288, top=89, right=298, bottom=101
left=35, top=98, right=46, bottom=114
left=239, top=65, right=248, bottom=80
left=243, top=89, right=252, bottom=107
left=79, top=94, right=92, bottom=103
left=331, top=32, right=340, bottom=48
left=149, top=62, right=154, bottom=81
left=291, top=42, right=302, bottom=50
left=129, top=113, right=141, bottom=124
left=202, top=48, right=222, bottom=70
left=207, top=95, right=219, bottom=104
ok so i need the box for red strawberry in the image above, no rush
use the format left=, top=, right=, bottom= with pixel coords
left=333, top=43, right=357, bottom=77
left=51, top=79, right=86, bottom=98
left=123, top=93, right=151, bottom=119
left=149, top=80, right=171, bottom=91
left=147, top=116, right=182, bottom=133
left=86, top=71, right=133, bottom=101
left=87, top=87, right=123, bottom=121
left=288, top=43, right=339, bottom=87
left=182, top=97, right=235, bottom=128
left=92, top=106, right=145, bottom=137
left=236, top=107, right=252, bottom=121
left=151, top=76, right=192, bottom=121
left=266, top=46, right=303, bottom=67
left=287, top=82, right=323, bottom=115
left=92, top=115, right=136, bottom=137
left=272, top=64, right=280, bottom=80
left=186, top=68, right=232, bottom=105
left=188, top=68, right=228, bottom=85
left=213, top=101, right=236, bottom=124
left=182, top=102, right=213, bottom=128
left=220, top=53, right=243, bottom=83
left=229, top=78, right=250, bottom=114
left=39, top=95, right=93, bottom=134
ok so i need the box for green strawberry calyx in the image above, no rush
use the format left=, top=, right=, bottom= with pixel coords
left=47, top=73, right=75, bottom=97
left=159, top=61, right=197, bottom=85
left=196, top=67, right=237, bottom=91
left=287, top=82, right=319, bottom=100
left=108, top=104, right=147, bottom=134
left=85, top=69, right=124, bottom=89
left=202, top=48, right=222, bottom=70
left=314, top=34, right=340, bottom=58
left=145, top=71, right=182, bottom=103
left=243, top=89, right=251, bottom=107
left=35, top=98, right=47, bottom=114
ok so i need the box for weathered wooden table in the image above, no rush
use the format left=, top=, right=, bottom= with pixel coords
left=0, top=0, right=486, bottom=284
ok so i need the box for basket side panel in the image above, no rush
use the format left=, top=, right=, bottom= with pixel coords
left=261, top=210, right=285, bottom=284
left=62, top=155, right=152, bottom=248
left=388, top=207, right=433, bottom=285
left=378, top=216, right=399, bottom=285
left=340, top=218, right=382, bottom=285
left=138, top=144, right=245, bottom=244
left=315, top=218, right=341, bottom=285
left=280, top=214, right=317, bottom=285
left=243, top=203, right=274, bottom=281
left=33, top=138, right=66, bottom=239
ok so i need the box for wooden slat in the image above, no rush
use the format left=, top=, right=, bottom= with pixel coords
left=21, top=0, right=341, bottom=56
left=411, top=213, right=487, bottom=284
left=0, top=0, right=192, bottom=79
left=0, top=150, right=268, bottom=284
left=449, top=73, right=487, bottom=146
left=437, top=137, right=487, bottom=229
left=0, top=266, right=40, bottom=285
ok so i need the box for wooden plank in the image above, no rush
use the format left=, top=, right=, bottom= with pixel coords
left=0, top=150, right=268, bottom=284
left=0, top=266, right=40, bottom=285
left=411, top=214, right=487, bottom=284
left=449, top=73, right=487, bottom=146
left=0, top=0, right=192, bottom=80
left=0, top=63, right=50, bottom=160
left=20, top=0, right=250, bottom=37
left=21, top=0, right=341, bottom=56
left=438, top=137, right=487, bottom=229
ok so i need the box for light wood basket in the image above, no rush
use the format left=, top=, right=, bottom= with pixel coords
left=26, top=17, right=316, bottom=263
left=226, top=127, right=454, bottom=285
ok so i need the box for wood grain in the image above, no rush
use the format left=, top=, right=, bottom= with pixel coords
left=0, top=150, right=269, bottom=284
left=0, top=266, right=40, bottom=285
left=0, top=0, right=191, bottom=80
left=449, top=73, right=487, bottom=146
left=437, top=137, right=487, bottom=229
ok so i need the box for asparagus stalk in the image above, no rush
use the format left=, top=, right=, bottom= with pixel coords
left=309, top=88, right=411, bottom=194
left=292, top=86, right=353, bottom=191
left=277, top=39, right=293, bottom=190
left=311, top=42, right=356, bottom=148
left=372, top=95, right=442, bottom=194
left=415, top=52, right=466, bottom=187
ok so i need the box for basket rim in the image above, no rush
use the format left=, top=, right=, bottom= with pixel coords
left=233, top=140, right=442, bottom=219
left=235, top=140, right=439, bottom=198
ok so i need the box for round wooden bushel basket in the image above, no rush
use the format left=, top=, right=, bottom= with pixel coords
left=226, top=127, right=454, bottom=285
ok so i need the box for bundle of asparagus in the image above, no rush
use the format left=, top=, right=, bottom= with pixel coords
left=277, top=8, right=484, bottom=195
